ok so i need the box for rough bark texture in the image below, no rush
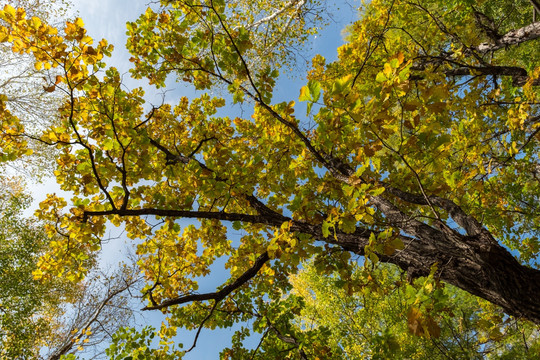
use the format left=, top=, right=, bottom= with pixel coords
left=337, top=223, right=540, bottom=324
left=476, top=21, right=540, bottom=53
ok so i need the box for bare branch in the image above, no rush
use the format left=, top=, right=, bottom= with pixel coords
left=243, top=0, right=306, bottom=30
left=48, top=271, right=140, bottom=360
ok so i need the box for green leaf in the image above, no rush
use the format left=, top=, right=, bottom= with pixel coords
left=232, top=221, right=242, bottom=230
left=299, top=85, right=312, bottom=102
left=308, top=80, right=321, bottom=102
left=322, top=221, right=332, bottom=238
left=376, top=72, right=387, bottom=83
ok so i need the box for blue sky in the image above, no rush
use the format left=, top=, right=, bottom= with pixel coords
left=39, top=0, right=361, bottom=358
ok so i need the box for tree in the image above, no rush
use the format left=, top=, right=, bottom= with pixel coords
left=0, top=2, right=142, bottom=358
left=0, top=176, right=61, bottom=358
left=45, top=265, right=141, bottom=360
left=0, top=0, right=539, bottom=357
left=0, top=175, right=140, bottom=359
left=290, top=261, right=540, bottom=359
left=0, top=0, right=70, bottom=175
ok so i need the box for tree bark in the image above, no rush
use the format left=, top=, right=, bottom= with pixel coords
left=475, top=21, right=540, bottom=53
left=335, top=223, right=540, bottom=324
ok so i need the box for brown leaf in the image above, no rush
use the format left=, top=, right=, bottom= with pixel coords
left=425, top=314, right=441, bottom=339
left=407, top=307, right=423, bottom=336
left=85, top=46, right=97, bottom=56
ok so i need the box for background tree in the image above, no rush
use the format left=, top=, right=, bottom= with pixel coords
left=290, top=261, right=540, bottom=359
left=0, top=176, right=65, bottom=358
left=0, top=0, right=539, bottom=357
left=0, top=0, right=69, bottom=176
left=46, top=265, right=141, bottom=360
left=0, top=175, right=141, bottom=359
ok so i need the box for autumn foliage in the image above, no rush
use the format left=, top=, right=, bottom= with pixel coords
left=1, top=0, right=540, bottom=358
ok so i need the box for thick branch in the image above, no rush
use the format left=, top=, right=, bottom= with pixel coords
left=383, top=185, right=485, bottom=236
left=475, top=21, right=540, bottom=53
left=411, top=62, right=539, bottom=86
left=445, top=65, right=527, bottom=78
left=83, top=208, right=287, bottom=226
left=446, top=66, right=539, bottom=86
left=83, top=197, right=540, bottom=324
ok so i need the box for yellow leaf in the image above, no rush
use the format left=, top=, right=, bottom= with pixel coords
left=2, top=4, right=16, bottom=19
left=65, top=22, right=76, bottom=36
left=31, top=16, right=41, bottom=28
left=383, top=62, right=392, bottom=77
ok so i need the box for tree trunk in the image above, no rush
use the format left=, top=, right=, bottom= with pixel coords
left=334, top=221, right=540, bottom=324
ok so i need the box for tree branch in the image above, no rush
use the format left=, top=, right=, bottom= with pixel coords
left=243, top=0, right=306, bottom=30
left=529, top=0, right=540, bottom=16
left=186, top=301, right=218, bottom=352
left=83, top=208, right=287, bottom=226
left=475, top=21, right=540, bottom=53
left=48, top=274, right=139, bottom=360
left=382, top=185, right=485, bottom=236
left=142, top=252, right=270, bottom=310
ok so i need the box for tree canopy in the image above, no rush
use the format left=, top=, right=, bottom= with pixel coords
left=0, top=0, right=539, bottom=358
